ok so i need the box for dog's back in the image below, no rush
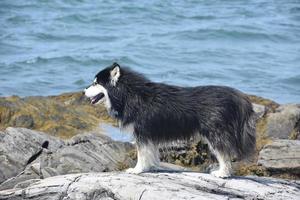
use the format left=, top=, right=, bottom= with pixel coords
left=133, top=84, right=255, bottom=159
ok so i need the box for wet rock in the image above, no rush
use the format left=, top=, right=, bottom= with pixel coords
left=0, top=172, right=299, bottom=200
left=0, top=127, right=134, bottom=190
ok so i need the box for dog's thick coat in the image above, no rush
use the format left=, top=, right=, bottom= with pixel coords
left=84, top=63, right=256, bottom=177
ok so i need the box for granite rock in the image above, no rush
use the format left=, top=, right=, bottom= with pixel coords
left=0, top=172, right=299, bottom=200
left=258, top=139, right=300, bottom=174
left=0, top=128, right=134, bottom=190
left=266, top=104, right=300, bottom=139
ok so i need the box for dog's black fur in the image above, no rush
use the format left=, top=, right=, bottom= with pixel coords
left=94, top=63, right=256, bottom=160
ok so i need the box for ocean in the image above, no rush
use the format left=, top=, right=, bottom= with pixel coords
left=0, top=0, right=299, bottom=103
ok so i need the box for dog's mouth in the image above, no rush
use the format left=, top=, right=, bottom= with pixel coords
left=90, top=93, right=104, bottom=105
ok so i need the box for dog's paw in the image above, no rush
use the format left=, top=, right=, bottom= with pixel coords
left=125, top=167, right=144, bottom=174
left=210, top=169, right=231, bottom=178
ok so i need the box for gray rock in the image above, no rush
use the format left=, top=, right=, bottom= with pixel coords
left=0, top=128, right=134, bottom=190
left=40, top=132, right=134, bottom=177
left=266, top=104, right=300, bottom=139
left=0, top=127, right=63, bottom=185
left=258, top=139, right=300, bottom=173
left=0, top=172, right=299, bottom=200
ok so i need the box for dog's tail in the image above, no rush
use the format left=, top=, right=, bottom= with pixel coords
left=239, top=109, right=256, bottom=159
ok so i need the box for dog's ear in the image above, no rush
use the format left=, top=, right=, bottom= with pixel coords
left=110, top=63, right=121, bottom=86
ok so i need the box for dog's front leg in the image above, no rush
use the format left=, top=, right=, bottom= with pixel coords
left=126, top=142, right=160, bottom=174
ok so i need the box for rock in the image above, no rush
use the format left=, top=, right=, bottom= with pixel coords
left=0, top=92, right=114, bottom=138
left=247, top=94, right=279, bottom=112
left=252, top=103, right=266, bottom=119
left=0, top=127, right=63, bottom=185
left=0, top=128, right=134, bottom=190
left=0, top=172, right=299, bottom=200
left=39, top=132, right=134, bottom=177
left=258, top=139, right=300, bottom=174
left=266, top=104, right=300, bottom=139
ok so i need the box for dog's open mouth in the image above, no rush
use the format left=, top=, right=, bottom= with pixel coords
left=90, top=93, right=104, bottom=105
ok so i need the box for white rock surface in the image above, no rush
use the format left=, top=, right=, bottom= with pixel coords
left=0, top=172, right=299, bottom=200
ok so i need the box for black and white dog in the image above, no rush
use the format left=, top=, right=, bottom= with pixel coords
left=84, top=62, right=256, bottom=178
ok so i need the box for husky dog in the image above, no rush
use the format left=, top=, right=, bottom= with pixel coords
left=84, top=62, right=256, bottom=178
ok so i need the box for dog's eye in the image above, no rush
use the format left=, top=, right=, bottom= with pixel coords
left=93, top=82, right=97, bottom=86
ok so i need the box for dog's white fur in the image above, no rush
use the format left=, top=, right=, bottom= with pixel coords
left=126, top=142, right=160, bottom=174
left=204, top=137, right=232, bottom=178
left=110, top=66, right=120, bottom=86
left=84, top=78, right=112, bottom=111
left=119, top=122, right=162, bottom=174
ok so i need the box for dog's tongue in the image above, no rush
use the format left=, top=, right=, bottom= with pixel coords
left=91, top=93, right=104, bottom=104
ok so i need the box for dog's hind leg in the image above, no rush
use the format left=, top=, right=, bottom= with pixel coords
left=205, top=138, right=232, bottom=178
left=210, top=150, right=232, bottom=178
left=126, top=142, right=160, bottom=174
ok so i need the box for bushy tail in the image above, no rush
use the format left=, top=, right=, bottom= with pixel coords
left=240, top=111, right=256, bottom=159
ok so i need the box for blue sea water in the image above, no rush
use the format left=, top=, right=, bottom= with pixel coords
left=0, top=0, right=299, bottom=103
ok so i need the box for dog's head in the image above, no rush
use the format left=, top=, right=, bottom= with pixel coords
left=84, top=62, right=121, bottom=107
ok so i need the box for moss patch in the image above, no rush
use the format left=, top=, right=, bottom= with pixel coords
left=247, top=94, right=279, bottom=112
left=0, top=92, right=115, bottom=138
left=235, top=163, right=270, bottom=177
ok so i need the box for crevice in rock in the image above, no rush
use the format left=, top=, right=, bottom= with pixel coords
left=138, top=189, right=147, bottom=200
left=293, top=119, right=300, bottom=139
left=59, top=175, right=82, bottom=200
left=193, top=184, right=246, bottom=199
left=66, top=139, right=91, bottom=146
left=87, top=188, right=123, bottom=200
left=26, top=141, right=49, bottom=165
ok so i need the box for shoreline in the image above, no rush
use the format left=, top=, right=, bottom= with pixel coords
left=0, top=91, right=299, bottom=180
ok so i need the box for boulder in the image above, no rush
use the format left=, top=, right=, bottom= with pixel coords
left=0, top=128, right=134, bottom=190
left=0, top=127, right=63, bottom=185
left=258, top=139, right=300, bottom=173
left=0, top=172, right=299, bottom=200
left=266, top=104, right=300, bottom=139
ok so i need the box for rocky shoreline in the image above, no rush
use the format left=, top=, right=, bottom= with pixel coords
left=0, top=92, right=300, bottom=199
